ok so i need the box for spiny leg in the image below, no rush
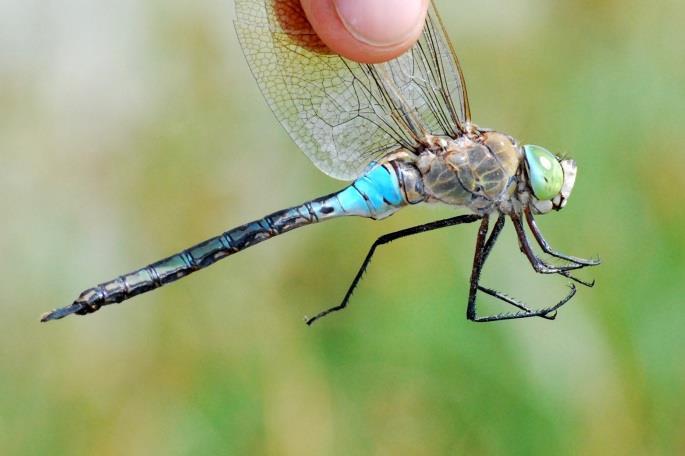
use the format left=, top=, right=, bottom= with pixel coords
left=520, top=209, right=596, bottom=287
left=510, top=212, right=593, bottom=288
left=481, top=214, right=505, bottom=262
left=466, top=215, right=556, bottom=322
left=556, top=270, right=595, bottom=288
left=524, top=207, right=601, bottom=266
left=478, top=285, right=555, bottom=320
left=305, top=214, right=483, bottom=326
left=463, top=215, right=485, bottom=319
left=474, top=284, right=577, bottom=322
left=478, top=214, right=553, bottom=318
left=511, top=212, right=595, bottom=287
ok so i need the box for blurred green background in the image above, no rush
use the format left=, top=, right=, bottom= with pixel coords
left=2, top=0, right=684, bottom=454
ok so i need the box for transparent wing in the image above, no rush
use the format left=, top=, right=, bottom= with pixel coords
left=235, top=0, right=470, bottom=180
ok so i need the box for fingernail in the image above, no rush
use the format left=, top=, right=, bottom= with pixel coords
left=334, top=0, right=424, bottom=47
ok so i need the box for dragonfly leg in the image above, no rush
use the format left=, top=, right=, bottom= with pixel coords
left=305, top=214, right=483, bottom=326
left=522, top=208, right=599, bottom=287
left=556, top=270, right=595, bottom=288
left=524, top=207, right=601, bottom=266
left=510, top=212, right=595, bottom=288
left=467, top=214, right=557, bottom=321
left=479, top=285, right=556, bottom=319
left=481, top=214, right=505, bottom=262
left=472, top=284, right=576, bottom=322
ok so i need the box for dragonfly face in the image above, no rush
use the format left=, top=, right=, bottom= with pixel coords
left=522, top=145, right=577, bottom=214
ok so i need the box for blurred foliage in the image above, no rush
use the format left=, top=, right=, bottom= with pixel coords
left=2, top=0, right=684, bottom=454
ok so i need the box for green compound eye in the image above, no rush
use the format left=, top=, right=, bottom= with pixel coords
left=523, top=145, right=564, bottom=201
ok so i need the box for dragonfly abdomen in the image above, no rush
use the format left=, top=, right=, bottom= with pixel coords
left=66, top=205, right=328, bottom=314
left=41, top=162, right=422, bottom=321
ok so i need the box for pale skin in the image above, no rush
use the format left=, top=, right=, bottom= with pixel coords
left=301, top=0, right=429, bottom=64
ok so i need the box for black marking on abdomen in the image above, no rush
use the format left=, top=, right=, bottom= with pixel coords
left=45, top=188, right=363, bottom=320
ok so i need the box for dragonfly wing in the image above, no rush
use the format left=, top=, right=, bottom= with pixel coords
left=235, top=0, right=470, bottom=180
left=411, top=2, right=471, bottom=130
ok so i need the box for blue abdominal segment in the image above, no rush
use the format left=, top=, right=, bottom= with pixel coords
left=337, top=164, right=405, bottom=220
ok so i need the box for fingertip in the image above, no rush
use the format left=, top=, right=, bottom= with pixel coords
left=301, top=0, right=428, bottom=64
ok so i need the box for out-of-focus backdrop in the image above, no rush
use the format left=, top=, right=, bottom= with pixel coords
left=2, top=0, right=684, bottom=454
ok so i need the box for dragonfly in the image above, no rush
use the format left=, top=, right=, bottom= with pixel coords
left=42, top=0, right=599, bottom=324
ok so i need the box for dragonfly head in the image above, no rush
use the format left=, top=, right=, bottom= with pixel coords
left=523, top=145, right=577, bottom=214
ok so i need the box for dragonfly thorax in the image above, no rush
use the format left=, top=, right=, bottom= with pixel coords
left=415, top=131, right=523, bottom=214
